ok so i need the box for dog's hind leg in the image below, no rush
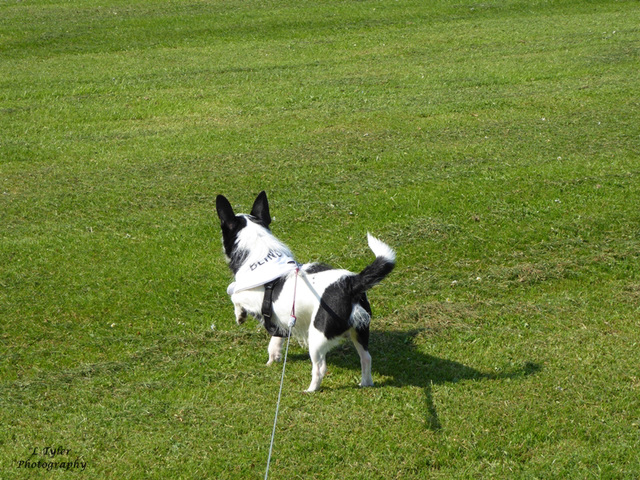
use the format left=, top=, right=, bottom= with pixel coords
left=306, top=329, right=329, bottom=392
left=351, top=328, right=373, bottom=387
left=266, top=336, right=284, bottom=366
left=349, top=302, right=373, bottom=387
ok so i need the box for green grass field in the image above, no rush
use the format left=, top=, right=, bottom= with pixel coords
left=2, top=0, right=639, bottom=478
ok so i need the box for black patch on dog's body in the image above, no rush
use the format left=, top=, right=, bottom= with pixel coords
left=303, top=263, right=334, bottom=275
left=313, top=279, right=351, bottom=336
left=315, top=281, right=372, bottom=348
left=303, top=262, right=373, bottom=344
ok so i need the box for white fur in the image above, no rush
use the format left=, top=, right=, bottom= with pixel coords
left=235, top=215, right=294, bottom=264
left=350, top=304, right=371, bottom=331
left=367, top=232, right=396, bottom=262
left=267, top=336, right=284, bottom=366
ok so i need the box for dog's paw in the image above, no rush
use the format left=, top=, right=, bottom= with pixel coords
left=235, top=308, right=248, bottom=325
left=266, top=357, right=281, bottom=366
left=360, top=378, right=374, bottom=388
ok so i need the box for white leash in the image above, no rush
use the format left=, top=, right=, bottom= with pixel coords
left=264, top=267, right=300, bottom=480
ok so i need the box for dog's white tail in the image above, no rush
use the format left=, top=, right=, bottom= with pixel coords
left=367, top=233, right=396, bottom=263
left=348, top=234, right=396, bottom=296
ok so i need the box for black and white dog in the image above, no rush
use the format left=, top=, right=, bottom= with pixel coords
left=216, top=191, right=395, bottom=392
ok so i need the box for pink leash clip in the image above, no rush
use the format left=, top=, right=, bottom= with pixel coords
left=288, top=266, right=300, bottom=329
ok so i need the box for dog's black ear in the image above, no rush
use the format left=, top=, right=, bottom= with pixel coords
left=250, top=191, right=271, bottom=227
left=216, top=195, right=237, bottom=228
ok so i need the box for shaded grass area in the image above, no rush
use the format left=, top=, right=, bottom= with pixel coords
left=2, top=0, right=640, bottom=478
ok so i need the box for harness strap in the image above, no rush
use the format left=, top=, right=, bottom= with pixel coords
left=261, top=278, right=289, bottom=337
left=261, top=279, right=278, bottom=320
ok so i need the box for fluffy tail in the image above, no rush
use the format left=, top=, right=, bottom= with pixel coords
left=349, top=233, right=396, bottom=295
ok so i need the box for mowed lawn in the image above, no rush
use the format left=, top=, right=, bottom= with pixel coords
left=1, top=0, right=639, bottom=478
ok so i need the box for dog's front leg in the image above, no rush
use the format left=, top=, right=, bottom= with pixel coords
left=234, top=304, right=248, bottom=325
left=266, top=336, right=284, bottom=366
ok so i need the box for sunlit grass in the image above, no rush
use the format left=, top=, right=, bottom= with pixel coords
left=1, top=0, right=639, bottom=478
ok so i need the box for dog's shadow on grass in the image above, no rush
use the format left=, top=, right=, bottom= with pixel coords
left=295, top=329, right=541, bottom=431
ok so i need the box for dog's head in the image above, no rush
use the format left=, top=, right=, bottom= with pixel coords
left=215, top=191, right=275, bottom=273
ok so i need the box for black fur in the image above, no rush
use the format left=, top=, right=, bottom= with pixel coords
left=216, top=195, right=249, bottom=274
left=348, top=256, right=396, bottom=296
left=249, top=191, right=271, bottom=228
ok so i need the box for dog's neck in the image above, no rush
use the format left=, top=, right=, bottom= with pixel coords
left=227, top=217, right=297, bottom=294
left=235, top=215, right=293, bottom=262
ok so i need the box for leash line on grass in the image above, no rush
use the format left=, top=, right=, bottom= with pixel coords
left=265, top=267, right=300, bottom=480
left=264, top=324, right=292, bottom=480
